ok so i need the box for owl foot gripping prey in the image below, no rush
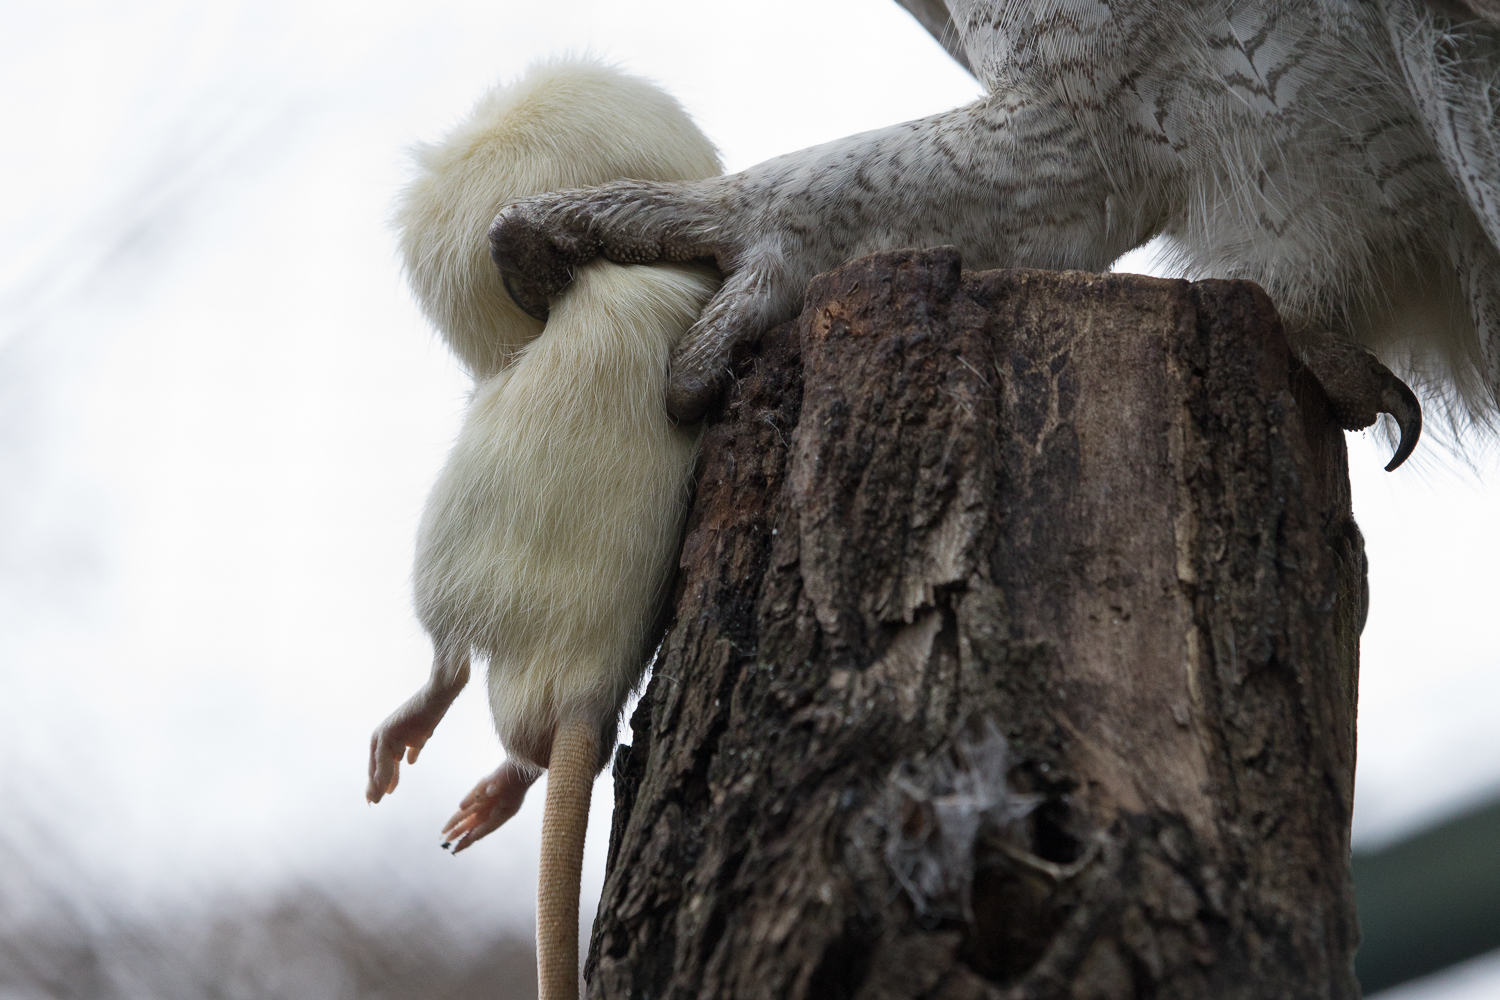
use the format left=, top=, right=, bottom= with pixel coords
left=493, top=0, right=1500, bottom=463
left=366, top=60, right=721, bottom=1000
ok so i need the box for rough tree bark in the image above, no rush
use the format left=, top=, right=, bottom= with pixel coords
left=586, top=247, right=1366, bottom=999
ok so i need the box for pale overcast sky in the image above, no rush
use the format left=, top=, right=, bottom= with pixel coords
left=1, top=2, right=1496, bottom=996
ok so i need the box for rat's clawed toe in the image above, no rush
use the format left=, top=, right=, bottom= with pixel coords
left=440, top=761, right=539, bottom=854
left=366, top=672, right=469, bottom=804
left=366, top=732, right=401, bottom=804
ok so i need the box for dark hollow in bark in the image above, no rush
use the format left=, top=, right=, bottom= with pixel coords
left=586, top=248, right=1366, bottom=1000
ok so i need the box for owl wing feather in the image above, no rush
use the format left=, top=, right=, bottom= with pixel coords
left=892, top=0, right=975, bottom=76
left=1390, top=1, right=1500, bottom=251
left=1387, top=0, right=1500, bottom=411
left=1441, top=0, right=1500, bottom=24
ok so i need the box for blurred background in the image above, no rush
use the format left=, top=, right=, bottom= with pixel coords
left=0, top=1, right=1495, bottom=996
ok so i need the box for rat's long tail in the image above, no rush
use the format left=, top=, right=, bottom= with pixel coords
left=537, top=716, right=598, bottom=1000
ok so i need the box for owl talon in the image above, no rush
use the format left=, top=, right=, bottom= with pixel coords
left=1297, top=337, right=1423, bottom=471
left=501, top=270, right=551, bottom=322
left=1380, top=376, right=1422, bottom=473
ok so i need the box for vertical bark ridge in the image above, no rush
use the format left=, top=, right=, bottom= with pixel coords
left=587, top=248, right=1362, bottom=1000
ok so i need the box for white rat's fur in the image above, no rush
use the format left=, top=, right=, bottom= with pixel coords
left=396, top=59, right=722, bottom=379
left=414, top=259, right=714, bottom=767
left=373, top=59, right=721, bottom=999
left=396, top=58, right=721, bottom=769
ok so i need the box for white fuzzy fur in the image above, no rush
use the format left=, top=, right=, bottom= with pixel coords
left=416, top=262, right=714, bottom=767
left=396, top=59, right=722, bottom=379
left=398, top=60, right=721, bottom=770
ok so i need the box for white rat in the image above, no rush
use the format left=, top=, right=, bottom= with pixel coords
left=365, top=59, right=721, bottom=1000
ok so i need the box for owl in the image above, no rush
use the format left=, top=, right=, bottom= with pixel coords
left=489, top=1, right=1500, bottom=466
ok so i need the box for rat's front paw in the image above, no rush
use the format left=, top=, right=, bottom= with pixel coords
left=366, top=692, right=448, bottom=803
left=367, top=650, right=470, bottom=804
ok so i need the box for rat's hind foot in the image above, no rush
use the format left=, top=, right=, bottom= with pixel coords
left=441, top=760, right=539, bottom=854
left=1297, top=337, right=1423, bottom=471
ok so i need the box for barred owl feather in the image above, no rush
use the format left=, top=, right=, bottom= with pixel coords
left=485, top=3, right=1500, bottom=446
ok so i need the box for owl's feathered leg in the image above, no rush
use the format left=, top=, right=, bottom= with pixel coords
left=488, top=95, right=1160, bottom=421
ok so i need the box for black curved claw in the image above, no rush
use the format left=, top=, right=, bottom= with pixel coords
left=1297, top=337, right=1425, bottom=471
left=488, top=201, right=582, bottom=322
left=500, top=271, right=550, bottom=322
left=1380, top=376, right=1423, bottom=472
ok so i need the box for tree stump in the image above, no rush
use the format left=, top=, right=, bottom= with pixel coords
left=586, top=247, right=1366, bottom=1000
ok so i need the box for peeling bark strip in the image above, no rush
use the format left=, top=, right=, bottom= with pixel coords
left=586, top=248, right=1365, bottom=1000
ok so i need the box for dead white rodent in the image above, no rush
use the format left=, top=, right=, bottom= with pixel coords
left=364, top=58, right=721, bottom=1000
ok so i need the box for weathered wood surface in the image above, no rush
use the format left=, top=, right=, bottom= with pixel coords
left=586, top=247, right=1365, bottom=1000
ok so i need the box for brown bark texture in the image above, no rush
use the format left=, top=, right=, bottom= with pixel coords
left=585, top=248, right=1366, bottom=1000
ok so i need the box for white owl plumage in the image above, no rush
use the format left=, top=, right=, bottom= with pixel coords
left=486, top=1, right=1500, bottom=453
left=925, top=0, right=1500, bottom=443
